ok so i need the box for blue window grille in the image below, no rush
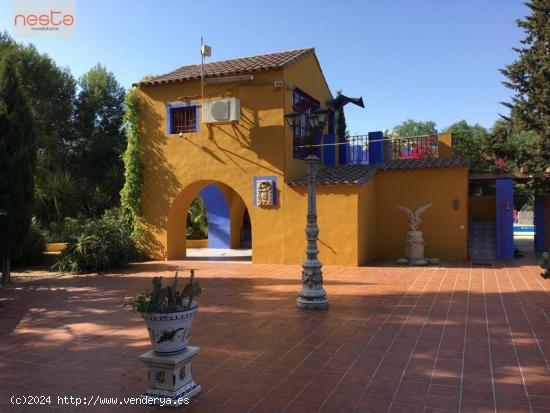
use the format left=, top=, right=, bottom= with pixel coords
left=166, top=102, right=200, bottom=134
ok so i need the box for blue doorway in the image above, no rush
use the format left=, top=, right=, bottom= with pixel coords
left=199, top=185, right=230, bottom=249
left=496, top=178, right=514, bottom=260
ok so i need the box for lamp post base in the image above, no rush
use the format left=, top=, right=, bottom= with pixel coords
left=296, top=285, right=329, bottom=310
left=296, top=296, right=329, bottom=310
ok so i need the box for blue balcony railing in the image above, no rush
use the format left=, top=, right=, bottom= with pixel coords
left=344, top=134, right=439, bottom=165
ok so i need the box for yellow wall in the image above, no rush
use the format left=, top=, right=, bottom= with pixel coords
left=282, top=166, right=469, bottom=266
left=438, top=132, right=453, bottom=158
left=469, top=195, right=496, bottom=221
left=46, top=243, right=67, bottom=253
left=282, top=184, right=359, bottom=266
left=358, top=179, right=377, bottom=265
left=374, top=167, right=469, bottom=260
left=187, top=239, right=207, bottom=248
left=138, top=54, right=333, bottom=263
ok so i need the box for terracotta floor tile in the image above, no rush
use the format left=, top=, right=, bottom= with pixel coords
left=425, top=394, right=460, bottom=410
left=356, top=398, right=390, bottom=413
left=388, top=401, right=426, bottom=413
left=284, top=400, right=320, bottom=413
left=393, top=389, right=427, bottom=406
left=250, top=396, right=290, bottom=413
left=0, top=260, right=548, bottom=413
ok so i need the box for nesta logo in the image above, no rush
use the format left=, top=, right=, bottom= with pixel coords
left=14, top=10, right=74, bottom=27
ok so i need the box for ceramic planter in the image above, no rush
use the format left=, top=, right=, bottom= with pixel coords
left=142, top=302, right=198, bottom=355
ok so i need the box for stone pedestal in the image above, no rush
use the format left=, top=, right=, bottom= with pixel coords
left=404, top=230, right=428, bottom=266
left=138, top=346, right=201, bottom=407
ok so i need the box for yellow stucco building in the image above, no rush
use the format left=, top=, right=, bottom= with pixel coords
left=135, top=48, right=471, bottom=266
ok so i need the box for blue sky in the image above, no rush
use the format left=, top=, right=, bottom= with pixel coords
left=1, top=0, right=528, bottom=134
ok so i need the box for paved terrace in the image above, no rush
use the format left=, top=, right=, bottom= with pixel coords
left=1, top=261, right=550, bottom=413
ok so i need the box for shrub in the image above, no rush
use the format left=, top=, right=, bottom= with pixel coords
left=54, top=208, right=141, bottom=273
left=541, top=252, right=550, bottom=279
left=45, top=216, right=85, bottom=243
left=13, top=219, right=46, bottom=266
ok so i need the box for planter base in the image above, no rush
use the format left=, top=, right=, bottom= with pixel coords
left=138, top=346, right=201, bottom=407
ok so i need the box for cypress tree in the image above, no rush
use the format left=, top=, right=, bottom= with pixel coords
left=501, top=0, right=550, bottom=171
left=334, top=90, right=348, bottom=143
left=0, top=51, right=36, bottom=284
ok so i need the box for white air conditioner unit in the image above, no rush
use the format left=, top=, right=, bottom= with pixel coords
left=202, top=98, right=241, bottom=123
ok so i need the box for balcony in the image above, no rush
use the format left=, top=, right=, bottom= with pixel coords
left=343, top=133, right=441, bottom=165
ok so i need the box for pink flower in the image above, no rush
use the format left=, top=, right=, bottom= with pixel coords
left=495, top=158, right=509, bottom=172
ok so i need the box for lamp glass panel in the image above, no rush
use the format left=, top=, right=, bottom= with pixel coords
left=315, top=109, right=328, bottom=129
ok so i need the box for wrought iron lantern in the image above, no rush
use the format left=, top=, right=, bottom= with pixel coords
left=284, top=111, right=302, bottom=131
left=307, top=108, right=329, bottom=131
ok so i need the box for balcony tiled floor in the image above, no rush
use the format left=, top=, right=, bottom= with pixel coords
left=1, top=260, right=550, bottom=412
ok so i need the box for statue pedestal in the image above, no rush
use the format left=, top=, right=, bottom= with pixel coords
left=404, top=231, right=428, bottom=266
left=138, top=346, right=201, bottom=407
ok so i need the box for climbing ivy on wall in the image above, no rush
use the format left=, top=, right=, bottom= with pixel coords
left=120, top=88, right=142, bottom=238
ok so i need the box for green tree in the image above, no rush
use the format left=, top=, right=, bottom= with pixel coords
left=73, top=64, right=125, bottom=212
left=392, top=119, right=437, bottom=137
left=501, top=0, right=550, bottom=171
left=445, top=120, right=489, bottom=171
left=1, top=32, right=77, bottom=225
left=0, top=32, right=75, bottom=171
left=17, top=45, right=75, bottom=171
left=0, top=51, right=36, bottom=284
left=334, top=90, right=348, bottom=143
left=483, top=119, right=538, bottom=171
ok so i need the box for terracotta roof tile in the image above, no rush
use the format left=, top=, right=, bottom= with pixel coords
left=380, top=157, right=470, bottom=170
left=139, top=48, right=314, bottom=86
left=288, top=164, right=378, bottom=186
left=287, top=157, right=470, bottom=186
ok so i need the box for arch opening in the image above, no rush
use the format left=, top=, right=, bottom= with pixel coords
left=167, top=181, right=252, bottom=262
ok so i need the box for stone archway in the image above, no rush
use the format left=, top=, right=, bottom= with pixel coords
left=167, top=180, right=251, bottom=260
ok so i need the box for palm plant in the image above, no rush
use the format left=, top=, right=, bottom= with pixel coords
left=187, top=196, right=208, bottom=239
left=36, top=170, right=78, bottom=222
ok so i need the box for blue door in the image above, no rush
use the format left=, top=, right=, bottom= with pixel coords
left=199, top=185, right=230, bottom=249
left=535, top=195, right=546, bottom=253
left=496, top=179, right=514, bottom=259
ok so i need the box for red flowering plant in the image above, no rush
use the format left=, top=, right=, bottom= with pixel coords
left=400, top=135, right=438, bottom=159
left=494, top=158, right=510, bottom=173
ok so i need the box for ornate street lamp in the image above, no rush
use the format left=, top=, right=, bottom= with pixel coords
left=285, top=108, right=329, bottom=310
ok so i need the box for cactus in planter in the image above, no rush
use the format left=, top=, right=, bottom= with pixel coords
left=123, top=270, right=202, bottom=313
left=541, top=252, right=550, bottom=279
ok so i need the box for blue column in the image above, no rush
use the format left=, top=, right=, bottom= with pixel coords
left=368, top=131, right=384, bottom=164
left=199, top=185, right=230, bottom=249
left=496, top=179, right=514, bottom=260
left=322, top=134, right=335, bottom=166
left=338, top=142, right=349, bottom=165
left=535, top=195, right=546, bottom=253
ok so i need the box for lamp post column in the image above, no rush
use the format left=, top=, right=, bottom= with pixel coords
left=296, top=154, right=328, bottom=310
